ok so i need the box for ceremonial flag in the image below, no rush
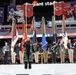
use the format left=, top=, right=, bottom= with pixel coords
left=52, top=15, right=58, bottom=44
left=41, top=17, right=47, bottom=50
left=30, top=17, right=35, bottom=32
left=62, top=15, right=66, bottom=33
left=62, top=14, right=68, bottom=49
left=11, top=18, right=18, bottom=52
left=62, top=32, right=68, bottom=49
left=21, top=19, right=27, bottom=53
left=52, top=16, right=57, bottom=34
left=32, top=17, right=37, bottom=44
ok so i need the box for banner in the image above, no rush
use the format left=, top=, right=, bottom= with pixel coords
left=25, top=4, right=33, bottom=17
left=15, top=5, right=24, bottom=23
left=24, top=4, right=33, bottom=27
left=7, top=5, right=16, bottom=22
left=71, top=2, right=76, bottom=19
left=8, top=5, right=24, bottom=23
left=63, top=2, right=73, bottom=19
left=54, top=3, right=62, bottom=16
left=0, top=8, right=4, bottom=24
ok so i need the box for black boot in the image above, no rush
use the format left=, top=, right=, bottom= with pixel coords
left=24, top=62, right=27, bottom=69
left=29, top=61, right=31, bottom=69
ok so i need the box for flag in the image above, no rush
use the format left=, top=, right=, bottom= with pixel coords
left=25, top=4, right=33, bottom=17
left=71, top=2, right=76, bottom=19
left=41, top=17, right=47, bottom=50
left=30, top=17, right=35, bottom=32
left=62, top=14, right=68, bottom=49
left=21, top=19, right=27, bottom=53
left=54, top=3, right=63, bottom=16
left=62, top=32, right=68, bottom=49
left=62, top=15, right=66, bottom=33
left=52, top=16, right=57, bottom=34
left=52, top=16, right=58, bottom=44
left=42, top=17, right=46, bottom=35
left=32, top=17, right=37, bottom=44
left=11, top=18, right=18, bottom=52
left=63, top=2, right=73, bottom=19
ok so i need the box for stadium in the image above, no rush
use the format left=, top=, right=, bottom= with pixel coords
left=0, top=0, right=76, bottom=75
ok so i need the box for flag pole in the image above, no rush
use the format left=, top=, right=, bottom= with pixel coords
left=53, top=1, right=56, bottom=34
left=21, top=3, right=28, bottom=54
left=25, top=3, right=27, bottom=35
left=53, top=1, right=57, bottom=44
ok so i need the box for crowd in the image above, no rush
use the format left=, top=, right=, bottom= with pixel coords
left=1, top=37, right=76, bottom=65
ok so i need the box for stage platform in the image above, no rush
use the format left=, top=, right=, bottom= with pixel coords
left=0, top=64, right=76, bottom=75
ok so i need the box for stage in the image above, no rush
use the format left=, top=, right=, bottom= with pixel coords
left=0, top=64, right=76, bottom=75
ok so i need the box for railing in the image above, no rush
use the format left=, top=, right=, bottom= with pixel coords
left=57, top=27, right=76, bottom=30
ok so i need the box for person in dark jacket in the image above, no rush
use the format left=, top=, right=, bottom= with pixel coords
left=14, top=43, right=22, bottom=63
left=23, top=36, right=34, bottom=69
left=2, top=42, right=10, bottom=64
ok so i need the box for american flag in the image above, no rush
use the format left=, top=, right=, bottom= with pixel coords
left=11, top=18, right=18, bottom=52
left=32, top=17, right=37, bottom=44
left=30, top=17, right=35, bottom=32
